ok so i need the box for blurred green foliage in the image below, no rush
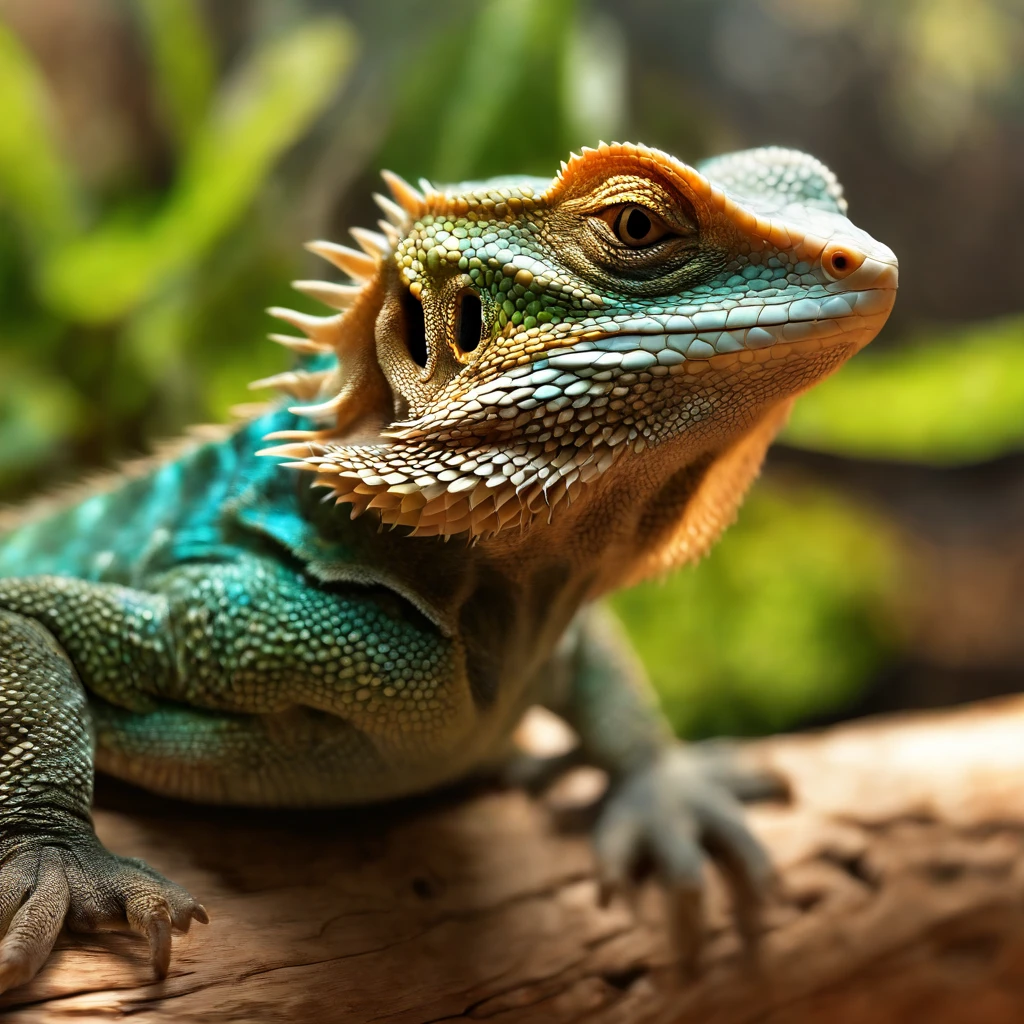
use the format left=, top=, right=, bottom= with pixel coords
left=0, top=22, right=79, bottom=246
left=40, top=20, right=356, bottom=323
left=380, top=0, right=623, bottom=184
left=0, top=7, right=357, bottom=487
left=0, top=0, right=1018, bottom=737
left=785, top=316, right=1024, bottom=465
left=136, top=0, right=216, bottom=148
left=612, top=484, right=900, bottom=737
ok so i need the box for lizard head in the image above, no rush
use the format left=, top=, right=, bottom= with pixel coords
left=258, top=143, right=897, bottom=558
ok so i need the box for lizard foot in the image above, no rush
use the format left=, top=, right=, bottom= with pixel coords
left=594, top=744, right=778, bottom=976
left=0, top=835, right=207, bottom=993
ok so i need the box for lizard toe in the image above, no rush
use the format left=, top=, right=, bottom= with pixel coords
left=62, top=846, right=208, bottom=977
left=690, top=738, right=790, bottom=804
left=0, top=836, right=207, bottom=991
left=126, top=894, right=173, bottom=978
left=593, top=795, right=643, bottom=908
left=593, top=745, right=775, bottom=974
left=0, top=848, right=70, bottom=994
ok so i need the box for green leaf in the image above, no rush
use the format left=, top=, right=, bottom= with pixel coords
left=0, top=23, right=80, bottom=247
left=38, top=16, right=357, bottom=323
left=379, top=0, right=579, bottom=185
left=135, top=0, right=216, bottom=147
left=784, top=316, right=1024, bottom=464
left=429, top=0, right=549, bottom=182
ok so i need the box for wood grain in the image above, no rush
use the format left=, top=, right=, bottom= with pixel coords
left=3, top=697, right=1024, bottom=1023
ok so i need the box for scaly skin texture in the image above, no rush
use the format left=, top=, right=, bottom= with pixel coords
left=0, top=143, right=896, bottom=990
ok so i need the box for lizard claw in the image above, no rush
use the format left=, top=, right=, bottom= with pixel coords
left=687, top=737, right=790, bottom=803
left=0, top=837, right=207, bottom=992
left=593, top=744, right=777, bottom=974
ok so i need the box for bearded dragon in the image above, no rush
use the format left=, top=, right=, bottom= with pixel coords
left=0, top=143, right=897, bottom=990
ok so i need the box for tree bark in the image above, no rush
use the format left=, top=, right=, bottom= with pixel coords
left=3, top=697, right=1024, bottom=1023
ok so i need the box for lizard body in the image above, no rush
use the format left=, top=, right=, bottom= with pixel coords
left=0, top=143, right=896, bottom=988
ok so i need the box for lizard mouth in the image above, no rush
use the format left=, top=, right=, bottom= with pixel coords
left=541, top=255, right=898, bottom=376
left=430, top=253, right=897, bottom=436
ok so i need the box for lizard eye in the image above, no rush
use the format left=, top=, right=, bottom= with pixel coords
left=599, top=204, right=672, bottom=248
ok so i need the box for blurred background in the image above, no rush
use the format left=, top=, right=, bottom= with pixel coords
left=0, top=0, right=1021, bottom=738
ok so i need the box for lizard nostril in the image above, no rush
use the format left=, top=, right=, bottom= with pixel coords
left=400, top=287, right=429, bottom=367
left=455, top=290, right=483, bottom=354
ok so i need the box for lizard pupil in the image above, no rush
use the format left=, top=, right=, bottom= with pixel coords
left=625, top=208, right=651, bottom=241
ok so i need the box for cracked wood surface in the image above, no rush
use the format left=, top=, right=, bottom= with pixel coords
left=3, top=697, right=1024, bottom=1023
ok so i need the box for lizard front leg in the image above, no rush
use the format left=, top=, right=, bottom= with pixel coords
left=0, top=610, right=206, bottom=993
left=0, top=560, right=468, bottom=807
left=543, top=605, right=780, bottom=972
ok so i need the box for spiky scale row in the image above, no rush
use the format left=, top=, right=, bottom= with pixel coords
left=377, top=219, right=402, bottom=248
left=267, top=333, right=332, bottom=357
left=304, top=241, right=377, bottom=281
left=249, top=370, right=331, bottom=401
left=373, top=192, right=411, bottom=231
left=290, top=281, right=363, bottom=311
left=379, top=169, right=427, bottom=219
left=266, top=307, right=346, bottom=342
left=254, top=184, right=415, bottom=427
left=257, top=426, right=629, bottom=540
left=349, top=227, right=390, bottom=259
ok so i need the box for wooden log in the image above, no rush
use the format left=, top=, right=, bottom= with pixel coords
left=3, top=697, right=1024, bottom=1023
